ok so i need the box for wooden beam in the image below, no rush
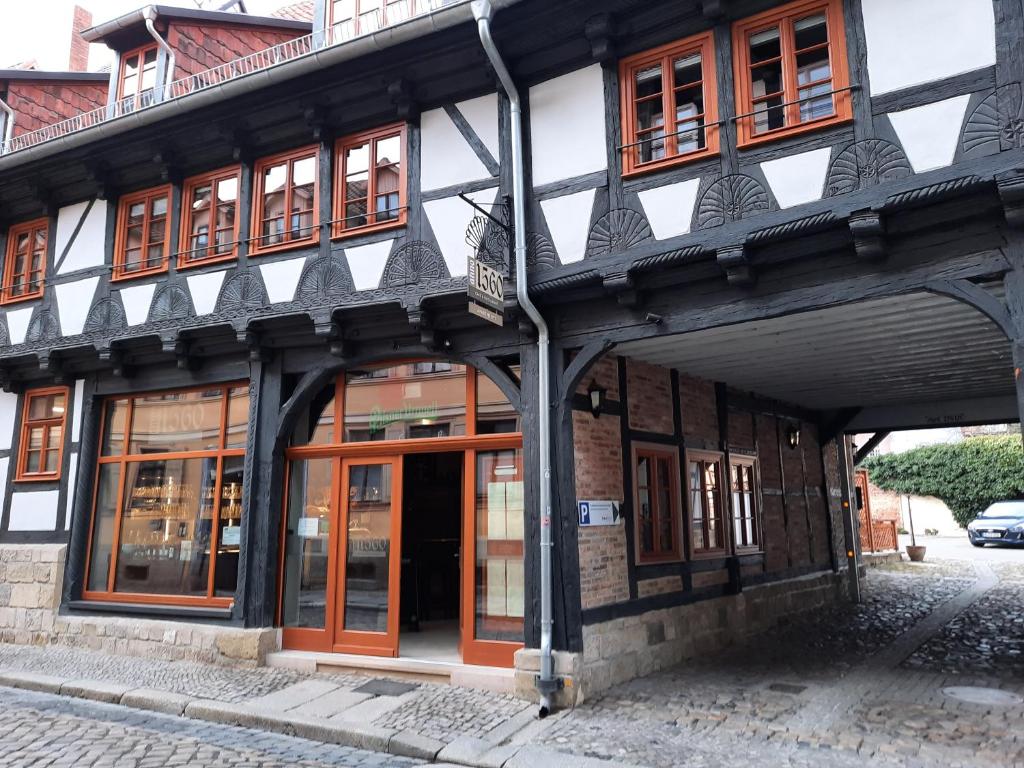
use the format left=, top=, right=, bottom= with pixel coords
left=853, top=431, right=890, bottom=465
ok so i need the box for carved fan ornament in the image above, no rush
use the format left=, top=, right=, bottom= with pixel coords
left=84, top=298, right=127, bottom=333
left=296, top=256, right=354, bottom=303
left=586, top=208, right=652, bottom=257
left=25, top=310, right=59, bottom=343
left=381, top=241, right=448, bottom=288
left=217, top=271, right=268, bottom=312
left=148, top=285, right=194, bottom=322
left=697, top=175, right=770, bottom=230
left=825, top=139, right=913, bottom=196
left=526, top=233, right=558, bottom=272
left=465, top=214, right=509, bottom=270
left=963, top=83, right=1024, bottom=155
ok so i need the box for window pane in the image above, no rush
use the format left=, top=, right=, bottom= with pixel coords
left=477, top=366, right=521, bottom=434
left=794, top=13, right=828, bottom=50
left=689, top=461, right=704, bottom=551
left=27, top=426, right=44, bottom=451
left=87, top=464, right=121, bottom=592
left=102, top=399, right=129, bottom=456
left=343, top=462, right=392, bottom=632
left=475, top=448, right=524, bottom=642
left=344, top=143, right=370, bottom=228
left=343, top=363, right=467, bottom=442
left=261, top=164, right=287, bottom=245
left=188, top=184, right=213, bottom=259
left=28, top=392, right=65, bottom=420
left=657, top=457, right=673, bottom=553
left=637, top=454, right=653, bottom=555
left=290, top=157, right=316, bottom=238
left=224, top=386, right=250, bottom=450
left=129, top=389, right=225, bottom=454
left=214, top=455, right=244, bottom=597
left=282, top=458, right=334, bottom=628
left=114, top=457, right=215, bottom=596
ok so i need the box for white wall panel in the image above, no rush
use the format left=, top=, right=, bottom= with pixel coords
left=187, top=270, right=227, bottom=316
left=55, top=277, right=100, bottom=336
left=344, top=239, right=394, bottom=291
left=540, top=189, right=596, bottom=265
left=862, top=0, right=995, bottom=95
left=56, top=199, right=108, bottom=274
left=71, top=379, right=84, bottom=443
left=6, top=307, right=33, bottom=345
left=0, top=391, right=17, bottom=451
left=259, top=259, right=304, bottom=303
left=530, top=65, right=607, bottom=187
left=119, top=284, right=156, bottom=326
left=638, top=179, right=702, bottom=240
left=420, top=106, right=492, bottom=192
left=888, top=96, right=971, bottom=173
left=457, top=93, right=500, bottom=161
left=424, top=187, right=498, bottom=277
left=760, top=148, right=832, bottom=208
left=8, top=489, right=59, bottom=532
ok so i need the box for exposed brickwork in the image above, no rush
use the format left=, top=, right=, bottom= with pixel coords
left=625, top=358, right=673, bottom=435
left=69, top=6, right=92, bottom=72
left=637, top=575, right=682, bottom=599
left=167, top=22, right=304, bottom=79
left=3, top=81, right=107, bottom=137
left=679, top=373, right=718, bottom=447
left=727, top=406, right=756, bottom=450
left=573, top=354, right=619, bottom=401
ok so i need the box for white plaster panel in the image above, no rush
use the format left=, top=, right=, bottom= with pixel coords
left=530, top=65, right=607, bottom=187
left=64, top=452, right=78, bottom=531
left=259, top=259, right=305, bottom=304
left=861, top=0, right=996, bottom=95
left=119, top=284, right=156, bottom=326
left=6, top=307, right=33, bottom=345
left=71, top=379, right=84, bottom=442
left=424, top=187, right=499, bottom=277
left=456, top=93, right=500, bottom=162
left=187, top=271, right=227, bottom=316
left=638, top=179, right=702, bottom=240
left=344, top=239, right=394, bottom=291
left=420, top=106, right=492, bottom=192
left=888, top=96, right=972, bottom=173
left=56, top=199, right=108, bottom=274
left=760, top=148, right=832, bottom=209
left=0, top=391, right=18, bottom=450
left=8, top=489, right=59, bottom=532
left=540, top=189, right=596, bottom=265
left=55, top=277, right=100, bottom=336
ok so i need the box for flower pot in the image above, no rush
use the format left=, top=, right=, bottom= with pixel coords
left=906, top=545, right=926, bottom=562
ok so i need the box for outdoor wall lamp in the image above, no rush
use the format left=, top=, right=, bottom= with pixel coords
left=787, top=425, right=801, bottom=449
left=588, top=380, right=606, bottom=418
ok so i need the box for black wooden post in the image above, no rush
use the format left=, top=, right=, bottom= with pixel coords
left=835, top=436, right=861, bottom=604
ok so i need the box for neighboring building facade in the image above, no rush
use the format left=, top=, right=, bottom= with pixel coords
left=0, top=0, right=1021, bottom=706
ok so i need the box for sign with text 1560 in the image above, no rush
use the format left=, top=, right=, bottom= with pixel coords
left=468, top=255, right=504, bottom=311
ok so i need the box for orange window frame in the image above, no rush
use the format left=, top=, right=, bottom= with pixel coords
left=632, top=443, right=683, bottom=564
left=686, top=449, right=728, bottom=557
left=112, top=185, right=172, bottom=281
left=117, top=43, right=159, bottom=101
left=619, top=31, right=719, bottom=177
left=333, top=123, right=408, bottom=239
left=15, top=386, right=68, bottom=483
left=250, top=145, right=320, bottom=256
left=82, top=382, right=247, bottom=608
left=178, top=165, right=243, bottom=269
left=729, top=455, right=762, bottom=553
left=2, top=217, right=48, bottom=304
left=732, top=0, right=851, bottom=148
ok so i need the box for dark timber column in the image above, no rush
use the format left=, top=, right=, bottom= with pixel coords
left=836, top=436, right=861, bottom=603
left=1006, top=263, right=1024, bottom=448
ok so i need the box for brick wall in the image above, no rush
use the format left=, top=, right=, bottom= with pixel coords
left=69, top=6, right=92, bottom=72
left=574, top=354, right=619, bottom=401
left=626, top=359, right=673, bottom=435
left=167, top=23, right=305, bottom=79
left=3, top=81, right=107, bottom=137
left=679, top=373, right=718, bottom=447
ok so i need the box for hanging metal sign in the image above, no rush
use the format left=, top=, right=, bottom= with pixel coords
left=468, top=254, right=505, bottom=326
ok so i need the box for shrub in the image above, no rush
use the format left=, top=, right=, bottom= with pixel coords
left=862, top=436, right=1024, bottom=529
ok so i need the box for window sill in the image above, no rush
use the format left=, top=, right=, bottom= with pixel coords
left=737, top=114, right=853, bottom=151
left=249, top=237, right=320, bottom=258
left=111, top=266, right=169, bottom=283
left=622, top=149, right=719, bottom=180
left=13, top=473, right=61, bottom=483
left=636, top=554, right=683, bottom=566
left=331, top=218, right=407, bottom=241
left=177, top=252, right=239, bottom=271
left=0, top=291, right=44, bottom=307
left=68, top=599, right=234, bottom=621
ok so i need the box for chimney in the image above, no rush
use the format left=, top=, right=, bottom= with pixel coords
left=69, top=5, right=93, bottom=72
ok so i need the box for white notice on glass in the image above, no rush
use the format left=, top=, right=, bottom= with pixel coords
left=221, top=526, right=241, bottom=547
left=487, top=482, right=507, bottom=538
left=486, top=559, right=507, bottom=617
left=297, top=517, right=320, bottom=538
left=506, top=559, right=525, bottom=617
left=506, top=481, right=524, bottom=539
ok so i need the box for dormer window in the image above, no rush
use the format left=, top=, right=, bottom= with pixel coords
left=118, top=43, right=159, bottom=107
left=2, top=218, right=48, bottom=304
left=330, top=0, right=418, bottom=35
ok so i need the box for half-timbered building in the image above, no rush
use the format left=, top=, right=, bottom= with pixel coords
left=0, top=0, right=1020, bottom=709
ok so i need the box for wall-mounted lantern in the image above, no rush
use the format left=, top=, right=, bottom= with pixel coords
left=787, top=424, right=801, bottom=449
left=587, top=380, right=606, bottom=419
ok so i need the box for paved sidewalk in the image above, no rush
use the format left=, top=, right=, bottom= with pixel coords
left=1, top=556, right=1022, bottom=767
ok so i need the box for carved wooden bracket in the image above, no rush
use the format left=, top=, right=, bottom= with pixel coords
left=584, top=14, right=616, bottom=62
left=996, top=169, right=1024, bottom=230
left=162, top=336, right=200, bottom=371
left=388, top=79, right=419, bottom=122
left=84, top=160, right=114, bottom=200
left=701, top=0, right=726, bottom=19
left=239, top=329, right=272, bottom=363
left=38, top=352, right=64, bottom=384
left=303, top=104, right=329, bottom=142
left=717, top=244, right=754, bottom=286
left=602, top=270, right=640, bottom=307
left=30, top=183, right=57, bottom=217
left=0, top=366, right=13, bottom=393
left=98, top=346, right=134, bottom=379
left=848, top=210, right=886, bottom=260
left=151, top=148, right=182, bottom=186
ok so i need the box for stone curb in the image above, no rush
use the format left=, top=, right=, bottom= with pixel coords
left=0, top=677, right=641, bottom=768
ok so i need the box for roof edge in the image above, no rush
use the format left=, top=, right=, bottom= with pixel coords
left=0, top=70, right=110, bottom=82
left=82, top=4, right=312, bottom=44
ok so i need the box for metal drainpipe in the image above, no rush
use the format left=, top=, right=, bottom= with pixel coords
left=472, top=0, right=556, bottom=718
left=143, top=6, right=176, bottom=100
left=0, top=96, right=13, bottom=154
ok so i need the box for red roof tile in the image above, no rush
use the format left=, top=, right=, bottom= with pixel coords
left=271, top=1, right=314, bottom=22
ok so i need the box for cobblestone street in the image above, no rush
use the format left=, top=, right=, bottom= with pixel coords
left=1, top=553, right=1023, bottom=767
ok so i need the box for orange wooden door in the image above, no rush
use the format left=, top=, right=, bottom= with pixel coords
left=333, top=456, right=403, bottom=656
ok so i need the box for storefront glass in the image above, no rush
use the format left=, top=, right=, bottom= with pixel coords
left=281, top=458, right=333, bottom=628
left=344, top=363, right=467, bottom=441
